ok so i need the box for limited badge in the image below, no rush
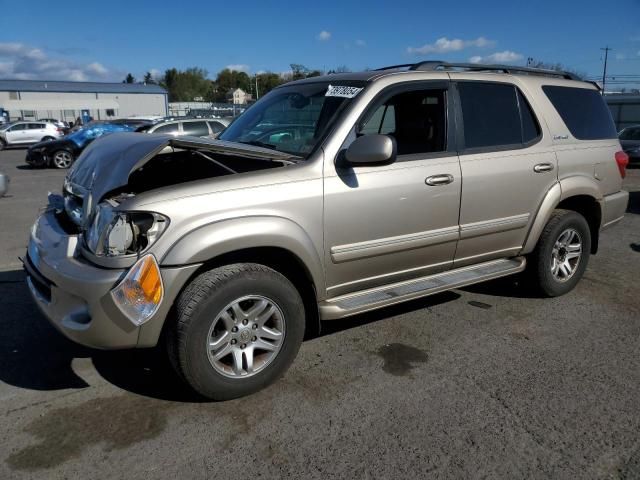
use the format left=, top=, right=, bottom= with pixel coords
left=325, top=85, right=363, bottom=98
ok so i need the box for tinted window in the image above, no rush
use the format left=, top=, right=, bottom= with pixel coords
left=359, top=89, right=446, bottom=155
left=9, top=124, right=26, bottom=131
left=620, top=127, right=640, bottom=140
left=543, top=86, right=616, bottom=140
left=516, top=91, right=540, bottom=143
left=458, top=82, right=522, bottom=149
left=28, top=123, right=44, bottom=129
left=360, top=105, right=396, bottom=135
left=153, top=123, right=179, bottom=134
left=182, top=121, right=209, bottom=137
left=207, top=121, right=225, bottom=134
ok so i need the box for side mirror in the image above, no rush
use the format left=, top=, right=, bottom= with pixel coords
left=345, top=134, right=396, bottom=165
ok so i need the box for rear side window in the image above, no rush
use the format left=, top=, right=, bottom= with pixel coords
left=153, top=123, right=179, bottom=134
left=458, top=82, right=541, bottom=150
left=518, top=91, right=541, bottom=143
left=543, top=86, right=616, bottom=140
left=182, top=121, right=209, bottom=137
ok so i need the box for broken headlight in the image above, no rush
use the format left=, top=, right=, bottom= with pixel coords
left=85, top=201, right=169, bottom=257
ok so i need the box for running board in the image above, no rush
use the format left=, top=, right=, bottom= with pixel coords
left=319, top=257, right=526, bottom=320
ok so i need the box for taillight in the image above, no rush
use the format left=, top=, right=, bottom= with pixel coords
left=615, top=151, right=629, bottom=179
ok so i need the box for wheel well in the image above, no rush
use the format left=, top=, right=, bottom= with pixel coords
left=190, top=247, right=321, bottom=339
left=556, top=195, right=601, bottom=254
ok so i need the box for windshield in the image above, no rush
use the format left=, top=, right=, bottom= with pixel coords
left=66, top=123, right=134, bottom=148
left=219, top=81, right=366, bottom=158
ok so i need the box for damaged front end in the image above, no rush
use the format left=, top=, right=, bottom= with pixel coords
left=60, top=132, right=300, bottom=261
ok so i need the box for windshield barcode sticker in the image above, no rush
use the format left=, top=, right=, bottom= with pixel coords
left=325, top=85, right=363, bottom=98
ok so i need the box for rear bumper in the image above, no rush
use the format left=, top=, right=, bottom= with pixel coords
left=601, top=190, right=629, bottom=230
left=25, top=209, right=200, bottom=349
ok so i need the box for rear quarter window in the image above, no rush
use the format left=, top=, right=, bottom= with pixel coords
left=543, top=86, right=617, bottom=140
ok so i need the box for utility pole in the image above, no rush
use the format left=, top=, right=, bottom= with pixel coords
left=601, top=46, right=612, bottom=95
left=255, top=75, right=259, bottom=100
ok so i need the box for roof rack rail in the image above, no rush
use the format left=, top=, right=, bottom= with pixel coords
left=375, top=61, right=581, bottom=81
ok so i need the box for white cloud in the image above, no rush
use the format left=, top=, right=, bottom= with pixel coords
left=0, top=42, right=116, bottom=81
left=86, top=62, right=108, bottom=75
left=469, top=50, right=524, bottom=64
left=407, top=36, right=495, bottom=55
left=317, top=30, right=331, bottom=41
left=148, top=68, right=162, bottom=79
left=225, top=64, right=250, bottom=72
left=355, top=39, right=366, bottom=47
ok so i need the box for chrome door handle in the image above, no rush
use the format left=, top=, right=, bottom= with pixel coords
left=533, top=163, right=554, bottom=173
left=425, top=174, right=454, bottom=186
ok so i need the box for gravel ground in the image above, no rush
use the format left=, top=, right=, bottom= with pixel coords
left=0, top=147, right=639, bottom=479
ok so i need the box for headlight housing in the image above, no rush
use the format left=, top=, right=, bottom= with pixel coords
left=85, top=201, right=169, bottom=257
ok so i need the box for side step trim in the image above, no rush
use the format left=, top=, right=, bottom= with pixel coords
left=319, top=257, right=526, bottom=320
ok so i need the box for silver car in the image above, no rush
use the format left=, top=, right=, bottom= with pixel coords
left=25, top=62, right=629, bottom=400
left=0, top=121, right=64, bottom=149
left=145, top=117, right=230, bottom=138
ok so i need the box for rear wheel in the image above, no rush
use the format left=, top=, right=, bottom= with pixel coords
left=528, top=209, right=591, bottom=297
left=51, top=150, right=73, bottom=169
left=0, top=138, right=5, bottom=151
left=167, top=263, right=305, bottom=400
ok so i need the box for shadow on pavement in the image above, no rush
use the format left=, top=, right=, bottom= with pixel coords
left=0, top=267, right=463, bottom=402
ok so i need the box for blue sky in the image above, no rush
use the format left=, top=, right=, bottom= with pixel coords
left=1, top=0, right=639, bottom=85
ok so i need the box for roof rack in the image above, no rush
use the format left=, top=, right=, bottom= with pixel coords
left=375, top=61, right=581, bottom=81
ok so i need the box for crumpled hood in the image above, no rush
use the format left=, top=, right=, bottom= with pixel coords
left=66, top=132, right=298, bottom=204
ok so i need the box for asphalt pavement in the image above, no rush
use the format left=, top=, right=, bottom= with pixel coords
left=1, top=147, right=639, bottom=479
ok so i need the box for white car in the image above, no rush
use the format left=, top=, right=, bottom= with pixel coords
left=0, top=121, right=64, bottom=149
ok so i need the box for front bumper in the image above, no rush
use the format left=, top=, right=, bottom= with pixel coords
left=25, top=209, right=200, bottom=349
left=25, top=149, right=48, bottom=167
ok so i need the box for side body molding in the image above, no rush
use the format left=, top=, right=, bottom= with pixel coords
left=521, top=176, right=602, bottom=255
left=160, top=216, right=325, bottom=296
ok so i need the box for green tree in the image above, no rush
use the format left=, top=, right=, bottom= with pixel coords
left=212, top=68, right=252, bottom=102
left=123, top=73, right=135, bottom=84
left=256, top=72, right=283, bottom=97
left=160, top=67, right=212, bottom=102
left=143, top=72, right=157, bottom=85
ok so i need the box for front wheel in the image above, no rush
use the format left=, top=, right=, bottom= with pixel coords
left=51, top=150, right=73, bottom=169
left=528, top=209, right=591, bottom=297
left=167, top=263, right=305, bottom=400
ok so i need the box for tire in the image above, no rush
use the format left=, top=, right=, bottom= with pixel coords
left=0, top=138, right=5, bottom=151
left=51, top=150, right=74, bottom=169
left=167, top=263, right=305, bottom=400
left=528, top=209, right=591, bottom=297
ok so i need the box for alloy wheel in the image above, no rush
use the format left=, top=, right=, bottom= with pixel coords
left=206, top=295, right=285, bottom=378
left=550, top=228, right=582, bottom=282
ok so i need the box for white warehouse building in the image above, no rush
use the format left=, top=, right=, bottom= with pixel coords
left=0, top=79, right=168, bottom=123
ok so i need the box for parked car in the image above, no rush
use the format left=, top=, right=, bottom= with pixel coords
left=38, top=118, right=67, bottom=129
left=619, top=125, right=640, bottom=165
left=141, top=117, right=230, bottom=137
left=25, top=123, right=135, bottom=169
left=0, top=121, right=64, bottom=149
left=25, top=62, right=629, bottom=400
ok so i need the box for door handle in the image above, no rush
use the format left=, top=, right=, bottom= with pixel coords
left=425, top=174, right=454, bottom=186
left=533, top=163, right=554, bottom=173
